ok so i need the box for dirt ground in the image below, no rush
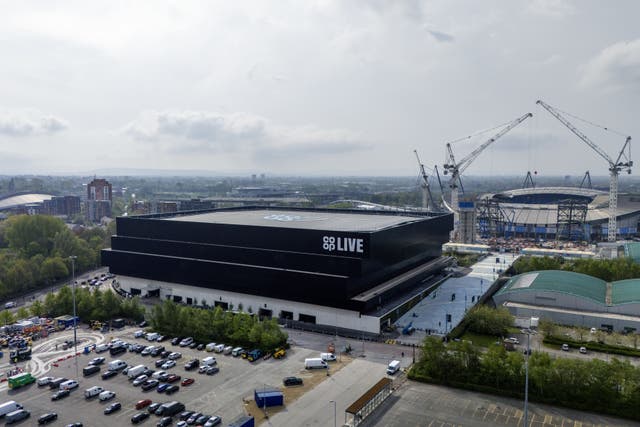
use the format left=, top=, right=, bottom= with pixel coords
left=245, top=355, right=354, bottom=425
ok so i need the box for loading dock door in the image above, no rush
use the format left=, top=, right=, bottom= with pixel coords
left=258, top=308, right=272, bottom=319
left=173, top=296, right=183, bottom=303
left=298, top=314, right=316, bottom=324
left=130, top=288, right=141, bottom=296
left=147, top=289, right=159, bottom=297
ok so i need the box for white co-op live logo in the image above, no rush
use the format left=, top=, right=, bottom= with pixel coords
left=322, top=236, right=364, bottom=254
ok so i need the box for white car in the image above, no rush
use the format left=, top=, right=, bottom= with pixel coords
left=161, top=360, right=176, bottom=369
left=141, top=346, right=155, bottom=356
left=152, top=370, right=167, bottom=379
left=132, top=375, right=148, bottom=386
left=168, top=352, right=182, bottom=360
left=99, top=390, right=116, bottom=401
left=579, top=346, right=588, bottom=354
left=134, top=330, right=145, bottom=338
left=37, top=376, right=54, bottom=386
left=179, top=337, right=193, bottom=347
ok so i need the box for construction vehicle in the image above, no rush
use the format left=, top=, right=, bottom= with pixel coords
left=536, top=100, right=632, bottom=242
left=443, top=112, right=533, bottom=238
left=8, top=372, right=35, bottom=389
left=9, top=347, right=31, bottom=363
left=273, top=348, right=286, bottom=359
left=90, top=320, right=103, bottom=331
left=246, top=349, right=263, bottom=362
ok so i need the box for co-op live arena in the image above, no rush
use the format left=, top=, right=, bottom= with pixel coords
left=101, top=207, right=453, bottom=334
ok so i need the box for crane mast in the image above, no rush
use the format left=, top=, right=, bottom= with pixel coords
left=536, top=100, right=632, bottom=242
left=413, top=150, right=437, bottom=211
left=442, top=112, right=533, bottom=236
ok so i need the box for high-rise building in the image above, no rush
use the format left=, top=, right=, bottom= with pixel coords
left=86, top=178, right=112, bottom=222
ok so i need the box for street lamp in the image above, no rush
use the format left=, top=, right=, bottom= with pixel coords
left=329, top=400, right=336, bottom=427
left=523, top=330, right=531, bottom=427
left=69, top=255, right=78, bottom=381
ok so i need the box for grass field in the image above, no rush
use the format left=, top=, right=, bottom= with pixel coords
left=459, top=332, right=500, bottom=348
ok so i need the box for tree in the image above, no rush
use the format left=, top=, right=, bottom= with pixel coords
left=0, top=310, right=14, bottom=326
left=465, top=305, right=514, bottom=336
left=16, top=307, right=28, bottom=320
left=30, top=300, right=45, bottom=317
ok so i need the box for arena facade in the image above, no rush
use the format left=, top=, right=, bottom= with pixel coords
left=102, top=207, right=453, bottom=334
left=477, top=187, right=640, bottom=241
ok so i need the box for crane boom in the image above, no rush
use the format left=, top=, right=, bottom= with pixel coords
left=413, top=149, right=437, bottom=210
left=536, top=99, right=632, bottom=242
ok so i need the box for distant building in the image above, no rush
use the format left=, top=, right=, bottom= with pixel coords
left=179, top=198, right=216, bottom=211
left=86, top=178, right=112, bottom=222
left=132, top=201, right=151, bottom=215
left=43, top=196, right=81, bottom=217
left=156, top=201, right=178, bottom=214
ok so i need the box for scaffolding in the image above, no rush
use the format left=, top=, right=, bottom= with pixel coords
left=477, top=197, right=504, bottom=239
left=556, top=199, right=588, bottom=241
left=344, top=378, right=393, bottom=426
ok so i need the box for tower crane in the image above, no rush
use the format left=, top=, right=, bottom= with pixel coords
left=536, top=100, right=632, bottom=242
left=413, top=149, right=438, bottom=211
left=442, top=112, right=533, bottom=219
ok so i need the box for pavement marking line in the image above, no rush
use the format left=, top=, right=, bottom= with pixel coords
left=573, top=422, right=582, bottom=427
left=428, top=420, right=434, bottom=427
left=544, top=415, right=552, bottom=424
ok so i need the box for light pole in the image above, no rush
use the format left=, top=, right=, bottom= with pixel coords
left=329, top=400, right=336, bottom=427
left=524, top=331, right=530, bottom=427
left=70, top=255, right=78, bottom=381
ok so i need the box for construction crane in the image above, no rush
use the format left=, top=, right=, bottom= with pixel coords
left=536, top=100, right=632, bottom=242
left=413, top=149, right=437, bottom=211
left=442, top=112, right=533, bottom=219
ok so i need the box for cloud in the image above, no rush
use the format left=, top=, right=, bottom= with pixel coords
left=580, top=39, right=640, bottom=92
left=122, top=110, right=369, bottom=158
left=526, top=0, right=575, bottom=18
left=0, top=110, right=69, bottom=137
left=427, top=29, right=454, bottom=43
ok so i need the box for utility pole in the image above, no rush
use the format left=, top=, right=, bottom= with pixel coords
left=524, top=331, right=531, bottom=427
left=329, top=400, right=337, bottom=427
left=70, top=255, right=78, bottom=382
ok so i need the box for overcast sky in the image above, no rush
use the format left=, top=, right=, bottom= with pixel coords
left=1, top=0, right=639, bottom=177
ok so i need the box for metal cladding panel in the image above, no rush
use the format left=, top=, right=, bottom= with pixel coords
left=116, top=216, right=372, bottom=258
left=111, top=236, right=363, bottom=277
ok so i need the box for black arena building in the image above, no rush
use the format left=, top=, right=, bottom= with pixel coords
left=102, top=207, right=453, bottom=334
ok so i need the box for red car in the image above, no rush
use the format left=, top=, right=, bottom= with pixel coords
left=135, top=399, right=152, bottom=410
left=167, top=374, right=181, bottom=383
left=181, top=378, right=195, bottom=386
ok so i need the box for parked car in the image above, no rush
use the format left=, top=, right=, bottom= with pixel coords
left=157, top=417, right=173, bottom=427
left=157, top=383, right=171, bottom=393
left=167, top=374, right=181, bottom=383
left=104, top=402, right=122, bottom=414
left=195, top=415, right=210, bottom=425
left=283, top=376, right=303, bottom=386
left=131, top=412, right=150, bottom=424
left=196, top=343, right=205, bottom=351
left=579, top=346, right=588, bottom=354
left=152, top=370, right=167, bottom=379
left=133, top=375, right=149, bottom=386
left=206, top=367, right=219, bottom=375
left=155, top=358, right=168, bottom=368
left=165, top=384, right=180, bottom=395
left=148, top=403, right=161, bottom=414
left=187, top=413, right=203, bottom=424
left=141, top=379, right=159, bottom=391
left=179, top=337, right=193, bottom=347
left=89, top=356, right=105, bottom=365
left=102, top=370, right=118, bottom=380
left=179, top=411, right=194, bottom=421
left=38, top=412, right=58, bottom=424
left=185, top=359, right=199, bottom=370
left=168, top=352, right=182, bottom=360
left=99, top=391, right=116, bottom=401
left=135, top=399, right=152, bottom=410
left=561, top=343, right=570, bottom=351
left=162, top=360, right=176, bottom=369
left=204, top=416, right=222, bottom=427
left=181, top=378, right=195, bottom=386
left=171, top=337, right=182, bottom=346
left=37, top=376, right=54, bottom=386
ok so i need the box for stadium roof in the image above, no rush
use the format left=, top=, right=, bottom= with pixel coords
left=0, top=193, right=53, bottom=211
left=497, top=270, right=606, bottom=304
left=163, top=208, right=427, bottom=232
left=499, top=270, right=640, bottom=307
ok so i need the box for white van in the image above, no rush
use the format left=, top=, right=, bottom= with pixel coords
left=231, top=347, right=243, bottom=357
left=0, top=401, right=23, bottom=417
left=84, top=386, right=104, bottom=399
left=146, top=332, right=159, bottom=342
left=201, top=356, right=217, bottom=367
left=320, top=353, right=337, bottom=362
left=59, top=379, right=79, bottom=390
left=108, top=360, right=127, bottom=371
left=127, top=364, right=146, bottom=379
left=304, top=358, right=328, bottom=369
left=205, top=343, right=217, bottom=352
left=386, top=360, right=401, bottom=375
left=134, top=330, right=145, bottom=338
left=213, top=344, right=225, bottom=353
left=223, top=345, right=233, bottom=355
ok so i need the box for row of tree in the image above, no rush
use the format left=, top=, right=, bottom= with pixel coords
left=411, top=337, right=640, bottom=420
left=512, top=255, right=640, bottom=282
left=0, top=215, right=114, bottom=299
left=149, top=300, right=288, bottom=351
left=0, top=286, right=145, bottom=326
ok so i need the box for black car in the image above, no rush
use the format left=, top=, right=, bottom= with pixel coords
left=178, top=411, right=194, bottom=421
left=185, top=359, right=199, bottom=370
left=110, top=346, right=126, bottom=356
left=148, top=402, right=161, bottom=414
left=155, top=358, right=168, bottom=368
left=131, top=412, right=150, bottom=424
left=206, top=367, right=219, bottom=375
left=165, top=384, right=179, bottom=395
left=160, top=351, right=171, bottom=359
left=142, top=368, right=156, bottom=377
left=102, top=370, right=118, bottom=380
left=195, top=415, right=210, bottom=425
left=158, top=372, right=171, bottom=382
left=38, top=413, right=58, bottom=424
left=141, top=379, right=159, bottom=391
left=188, top=342, right=198, bottom=349
left=171, top=337, right=182, bottom=346
left=51, top=389, right=70, bottom=401
left=196, top=343, right=205, bottom=351
left=283, top=376, right=303, bottom=386
left=157, top=417, right=172, bottom=427
left=150, top=346, right=165, bottom=357
left=104, top=402, right=122, bottom=414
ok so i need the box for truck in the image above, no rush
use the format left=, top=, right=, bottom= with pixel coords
left=0, top=401, right=23, bottom=417
left=127, top=364, right=146, bottom=379
left=273, top=347, right=286, bottom=359
left=112, top=318, right=125, bottom=329
left=8, top=372, right=36, bottom=389
left=247, top=349, right=263, bottom=362
left=386, top=360, right=400, bottom=375
left=9, top=347, right=31, bottom=363
left=304, top=358, right=328, bottom=369
left=155, top=401, right=185, bottom=417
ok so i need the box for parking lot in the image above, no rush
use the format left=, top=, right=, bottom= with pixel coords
left=3, top=327, right=342, bottom=426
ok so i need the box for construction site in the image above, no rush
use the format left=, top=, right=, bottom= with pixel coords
left=412, top=99, right=636, bottom=254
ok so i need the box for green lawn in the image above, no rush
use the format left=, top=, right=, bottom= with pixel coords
left=460, top=332, right=501, bottom=348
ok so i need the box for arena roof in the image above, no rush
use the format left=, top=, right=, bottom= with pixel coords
left=484, top=186, right=606, bottom=200
left=164, top=208, right=426, bottom=232
left=0, top=193, right=53, bottom=210
left=499, top=270, right=640, bottom=307
left=497, top=270, right=606, bottom=304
